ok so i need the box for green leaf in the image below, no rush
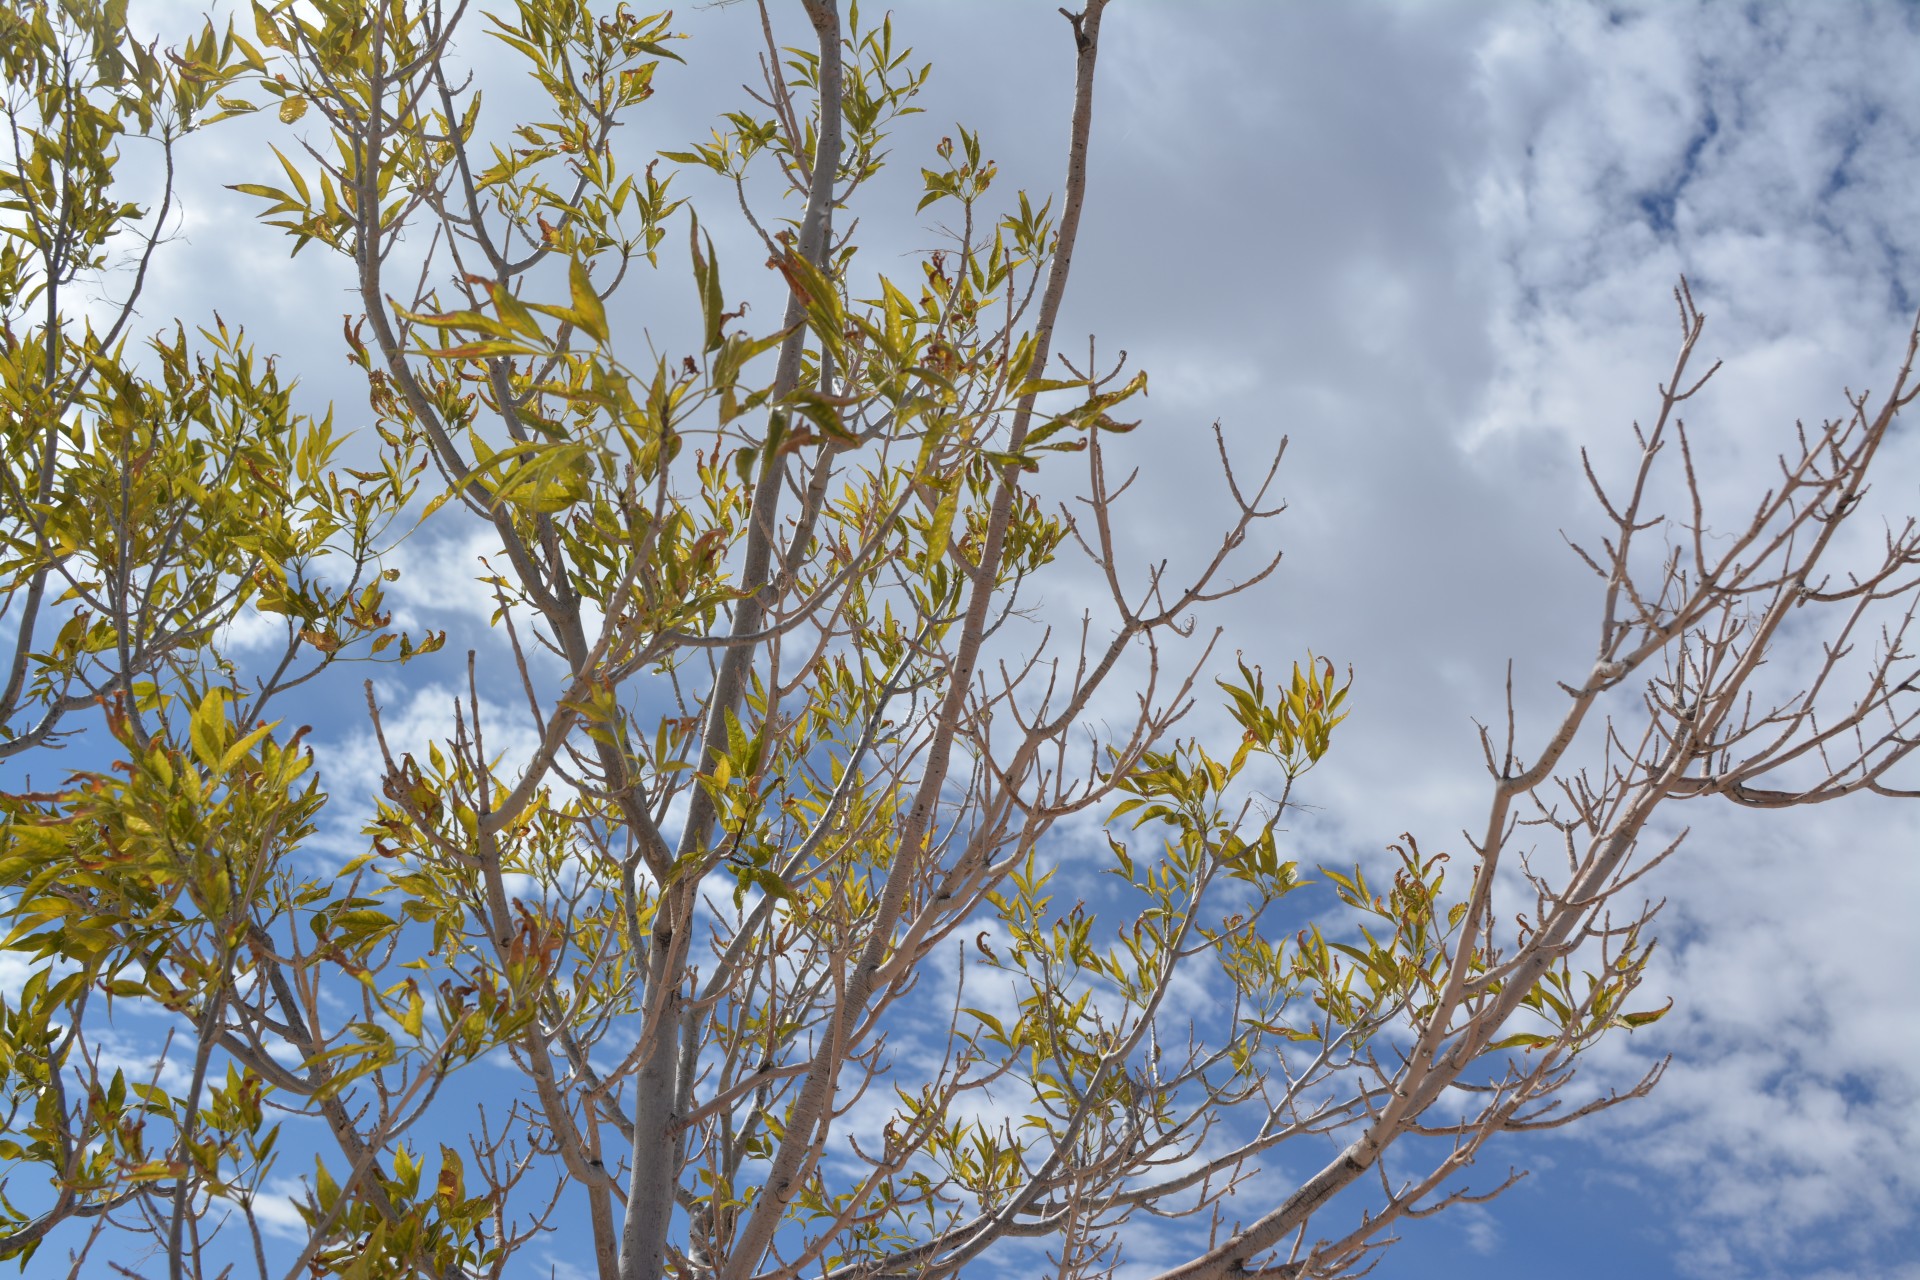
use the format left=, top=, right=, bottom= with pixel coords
left=690, top=214, right=725, bottom=352
left=1488, top=1032, right=1556, bottom=1052
left=569, top=257, right=608, bottom=343
left=1618, top=999, right=1673, bottom=1029
left=399, top=983, right=425, bottom=1037
left=1014, top=376, right=1087, bottom=398
left=749, top=868, right=794, bottom=902
left=130, top=1082, right=174, bottom=1109
left=188, top=687, right=230, bottom=769
left=962, top=1008, right=1007, bottom=1041
left=925, top=482, right=959, bottom=564
left=1, top=824, right=71, bottom=859
left=491, top=285, right=547, bottom=344
left=218, top=720, right=278, bottom=775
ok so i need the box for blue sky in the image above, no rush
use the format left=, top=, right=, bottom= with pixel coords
left=11, top=1, right=1920, bottom=1277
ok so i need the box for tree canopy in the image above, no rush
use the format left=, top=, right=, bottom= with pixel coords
left=2, top=2, right=1918, bottom=1279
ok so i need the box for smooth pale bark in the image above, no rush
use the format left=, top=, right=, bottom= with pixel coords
left=715, top=5, right=1112, bottom=1278
left=619, top=6, right=848, bottom=1279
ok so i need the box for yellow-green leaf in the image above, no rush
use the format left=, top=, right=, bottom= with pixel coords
left=569, top=258, right=607, bottom=343
left=218, top=721, right=278, bottom=775
left=400, top=984, right=425, bottom=1037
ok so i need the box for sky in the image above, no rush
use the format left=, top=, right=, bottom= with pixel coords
left=19, top=0, right=1920, bottom=1277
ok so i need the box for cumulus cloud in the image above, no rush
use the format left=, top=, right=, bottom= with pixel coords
left=1452, top=6, right=1920, bottom=1276
left=302, top=676, right=551, bottom=872
left=247, top=1175, right=318, bottom=1243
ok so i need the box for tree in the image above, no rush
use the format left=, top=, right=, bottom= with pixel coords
left=2, top=1, right=1917, bottom=1278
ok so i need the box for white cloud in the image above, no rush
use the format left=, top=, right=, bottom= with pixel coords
left=213, top=605, right=293, bottom=656
left=1445, top=6, right=1920, bottom=1275
left=385, top=525, right=520, bottom=636
left=248, top=1175, right=317, bottom=1243
left=301, top=677, right=553, bottom=881
left=1457, top=1202, right=1503, bottom=1257
left=310, top=679, right=548, bottom=814
left=0, top=952, right=50, bottom=1005
left=89, top=1023, right=195, bottom=1095
left=1572, top=805, right=1920, bottom=1276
